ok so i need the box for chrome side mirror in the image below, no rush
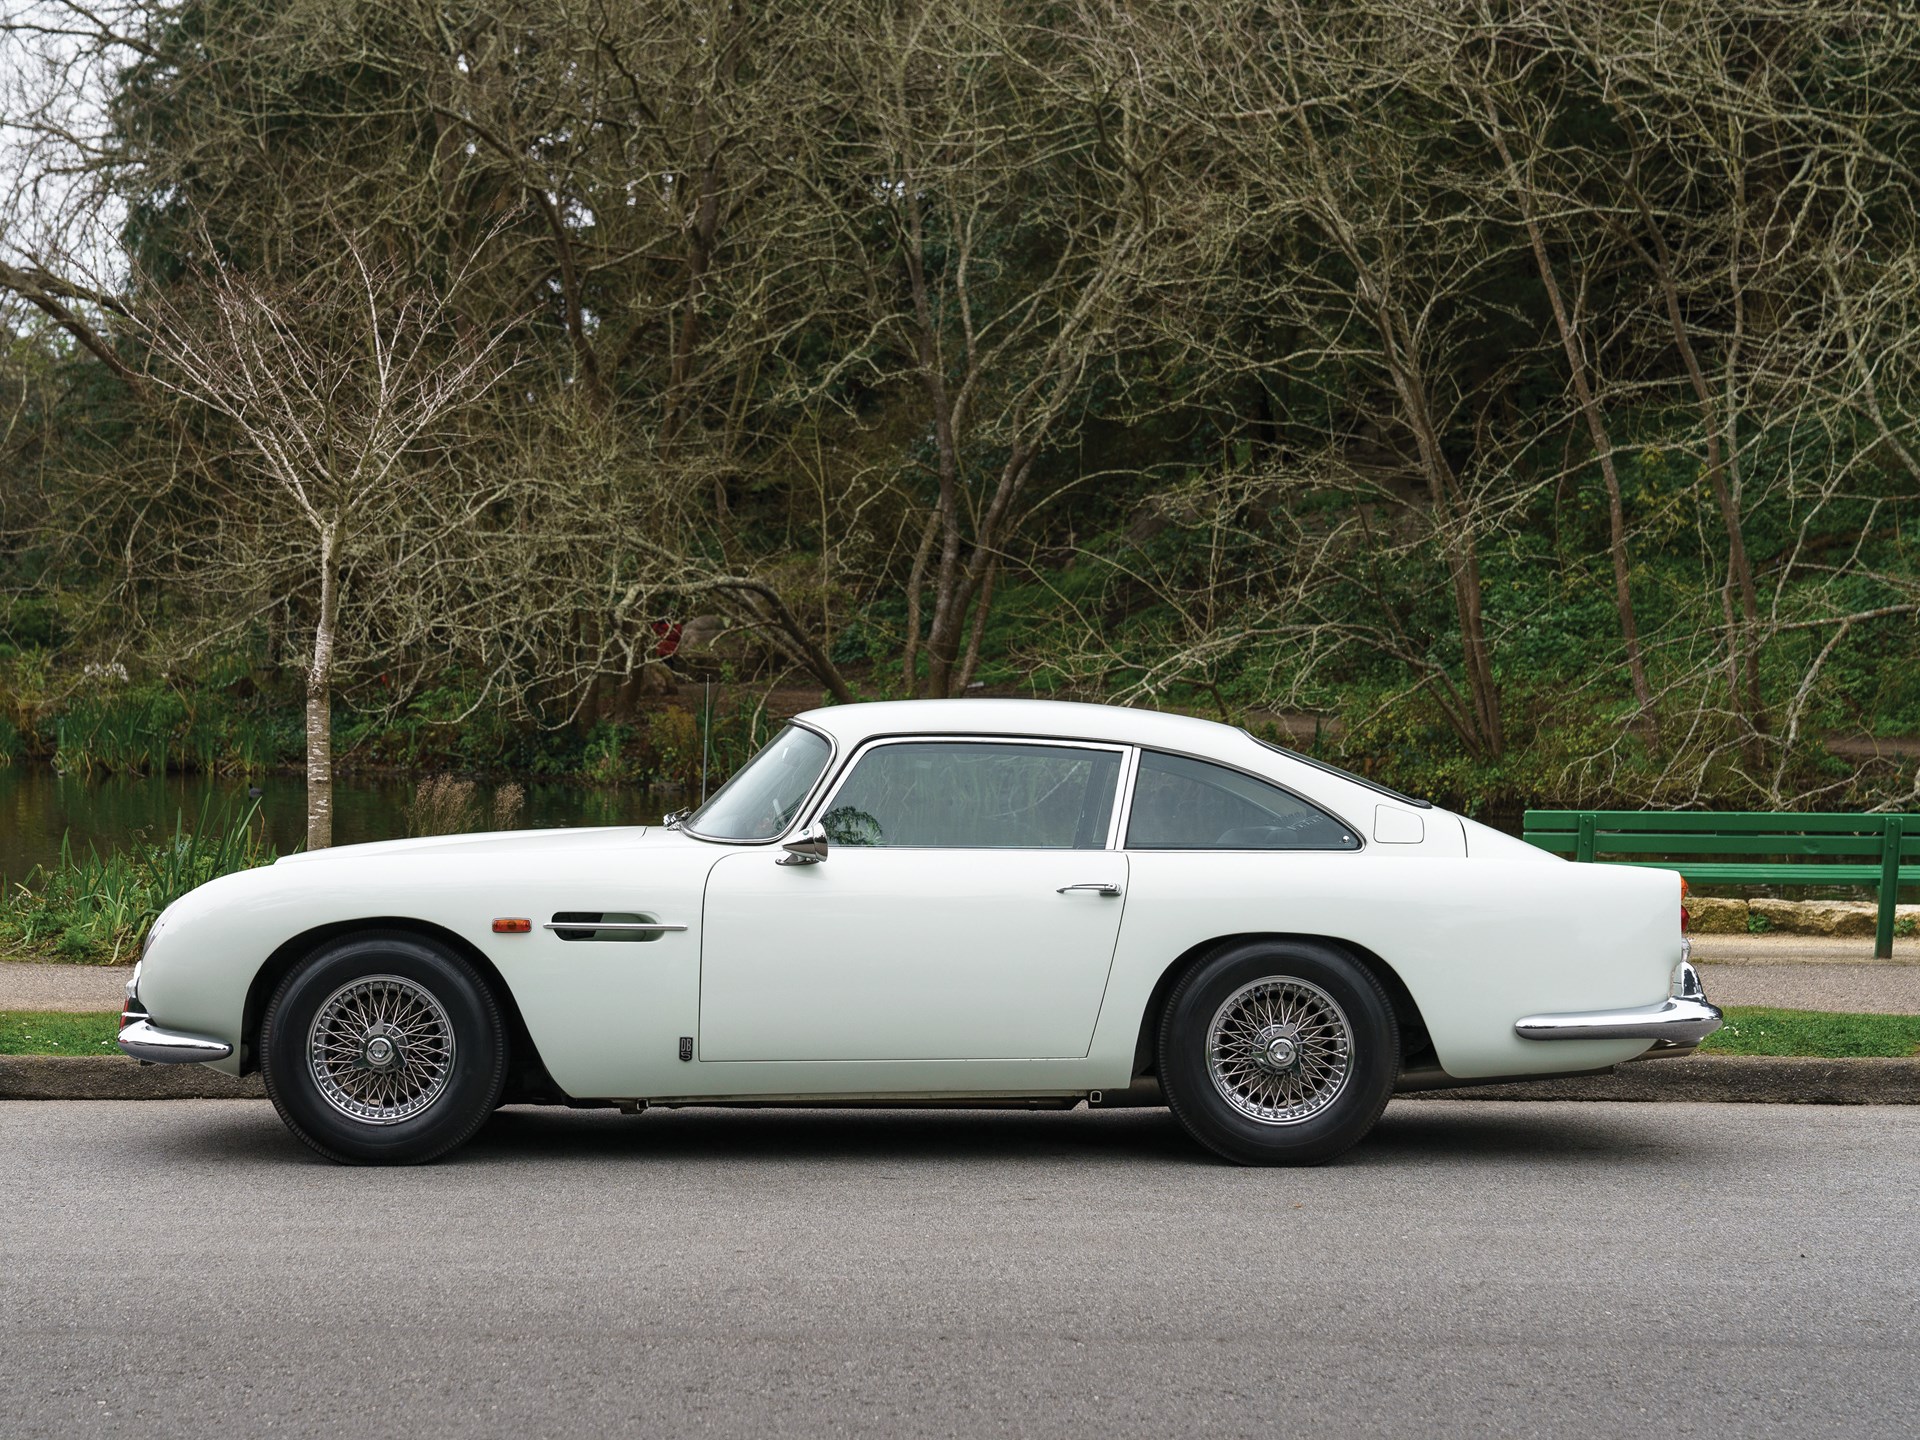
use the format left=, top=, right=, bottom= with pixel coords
left=776, top=821, right=828, bottom=866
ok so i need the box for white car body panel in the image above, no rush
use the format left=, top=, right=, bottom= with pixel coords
left=700, top=848, right=1127, bottom=1061
left=133, top=698, right=1685, bottom=1098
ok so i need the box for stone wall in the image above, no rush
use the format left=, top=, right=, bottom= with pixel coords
left=1687, top=896, right=1920, bottom=938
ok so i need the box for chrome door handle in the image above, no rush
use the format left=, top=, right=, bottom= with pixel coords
left=1056, top=883, right=1122, bottom=897
left=542, top=921, right=689, bottom=934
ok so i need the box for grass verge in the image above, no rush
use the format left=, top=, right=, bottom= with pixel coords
left=1700, top=1007, right=1920, bottom=1059
left=0, top=1009, right=121, bottom=1056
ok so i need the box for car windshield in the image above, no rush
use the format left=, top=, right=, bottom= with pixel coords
left=685, top=724, right=832, bottom=840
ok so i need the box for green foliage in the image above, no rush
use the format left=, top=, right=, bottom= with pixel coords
left=573, top=700, right=773, bottom=793
left=53, top=686, right=187, bottom=776
left=580, top=722, right=638, bottom=785
left=1702, top=1007, right=1920, bottom=1059
left=0, top=598, right=62, bottom=651
left=0, top=796, right=276, bottom=964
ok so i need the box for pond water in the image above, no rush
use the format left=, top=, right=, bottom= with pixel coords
left=0, top=767, right=666, bottom=880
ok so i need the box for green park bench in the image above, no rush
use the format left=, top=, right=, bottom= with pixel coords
left=1522, top=810, right=1920, bottom=959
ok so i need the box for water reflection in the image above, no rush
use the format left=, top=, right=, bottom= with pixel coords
left=0, top=767, right=664, bottom=879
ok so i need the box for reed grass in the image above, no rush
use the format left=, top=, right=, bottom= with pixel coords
left=0, top=795, right=277, bottom=964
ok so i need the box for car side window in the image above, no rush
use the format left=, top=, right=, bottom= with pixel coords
left=820, top=741, right=1121, bottom=849
left=1126, top=751, right=1359, bottom=851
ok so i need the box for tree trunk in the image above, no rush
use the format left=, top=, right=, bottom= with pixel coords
left=1377, top=318, right=1504, bottom=759
left=1488, top=111, right=1656, bottom=727
left=900, top=505, right=940, bottom=698
left=305, top=533, right=339, bottom=850
left=953, top=556, right=1000, bottom=693
left=899, top=186, right=970, bottom=699
left=1614, top=127, right=1764, bottom=758
left=1292, top=101, right=1503, bottom=760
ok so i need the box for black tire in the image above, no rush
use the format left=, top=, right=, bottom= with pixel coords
left=260, top=931, right=507, bottom=1165
left=1157, top=939, right=1399, bottom=1166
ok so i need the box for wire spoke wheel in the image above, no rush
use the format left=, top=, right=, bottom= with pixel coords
left=1206, top=976, right=1353, bottom=1126
left=307, top=974, right=456, bottom=1125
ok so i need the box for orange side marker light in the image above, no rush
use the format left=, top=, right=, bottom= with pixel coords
left=492, top=917, right=532, bottom=934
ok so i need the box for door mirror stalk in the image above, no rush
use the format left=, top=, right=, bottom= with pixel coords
left=777, top=822, right=829, bottom=866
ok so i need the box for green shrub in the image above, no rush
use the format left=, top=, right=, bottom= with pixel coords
left=581, top=721, right=638, bottom=784
left=0, top=796, right=276, bottom=963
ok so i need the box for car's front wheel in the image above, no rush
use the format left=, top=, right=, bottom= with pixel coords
left=1157, top=939, right=1399, bottom=1165
left=260, top=931, right=507, bottom=1165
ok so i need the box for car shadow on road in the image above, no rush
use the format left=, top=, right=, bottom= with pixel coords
left=450, top=1098, right=1707, bottom=1171
left=468, top=1103, right=1204, bottom=1167
left=143, top=1096, right=1716, bottom=1172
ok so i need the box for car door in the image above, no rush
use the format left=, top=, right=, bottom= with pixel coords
left=698, top=737, right=1130, bottom=1061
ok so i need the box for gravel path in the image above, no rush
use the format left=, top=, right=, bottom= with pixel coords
left=1693, top=961, right=1920, bottom=1014
left=1689, top=931, right=1919, bottom=964
left=0, top=961, right=130, bottom=1012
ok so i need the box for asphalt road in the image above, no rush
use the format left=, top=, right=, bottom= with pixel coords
left=4, top=1101, right=1917, bottom=1438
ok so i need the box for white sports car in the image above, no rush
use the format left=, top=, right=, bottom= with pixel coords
left=121, top=699, right=1720, bottom=1165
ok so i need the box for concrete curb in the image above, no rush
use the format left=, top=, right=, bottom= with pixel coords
left=0, top=1056, right=265, bottom=1100
left=3, top=1053, right=1918, bottom=1103
left=1403, top=1055, right=1920, bottom=1104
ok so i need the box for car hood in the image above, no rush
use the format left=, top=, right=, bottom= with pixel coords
left=272, top=825, right=662, bottom=865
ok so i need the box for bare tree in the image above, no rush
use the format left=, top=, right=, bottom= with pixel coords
left=784, top=0, right=1162, bottom=696
left=135, top=237, right=513, bottom=846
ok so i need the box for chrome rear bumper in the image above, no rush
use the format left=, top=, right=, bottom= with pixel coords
left=1514, top=958, right=1724, bottom=1048
left=118, top=1016, right=233, bottom=1064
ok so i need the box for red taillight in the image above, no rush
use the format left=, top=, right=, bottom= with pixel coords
left=1679, top=877, right=1691, bottom=933
left=492, top=917, right=532, bottom=934
left=1680, top=906, right=1690, bottom=934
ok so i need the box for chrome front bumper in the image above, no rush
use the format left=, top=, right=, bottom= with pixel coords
left=118, top=1017, right=233, bottom=1064
left=1514, top=958, right=1724, bottom=1050
left=118, top=958, right=233, bottom=1064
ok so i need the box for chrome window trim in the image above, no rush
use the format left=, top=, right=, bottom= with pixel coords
left=802, top=733, right=1132, bottom=851
left=681, top=718, right=840, bottom=847
left=1108, top=745, right=1142, bottom=851
left=1122, top=745, right=1366, bottom=854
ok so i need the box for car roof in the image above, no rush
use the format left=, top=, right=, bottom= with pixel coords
left=788, top=699, right=1434, bottom=822
left=792, top=698, right=1250, bottom=754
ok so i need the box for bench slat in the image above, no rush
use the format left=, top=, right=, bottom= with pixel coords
left=1612, top=862, right=1920, bottom=884
left=1522, top=832, right=1906, bottom=857
left=1524, top=810, right=1920, bottom=836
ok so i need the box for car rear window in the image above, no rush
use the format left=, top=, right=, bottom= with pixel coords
left=1127, top=751, right=1360, bottom=850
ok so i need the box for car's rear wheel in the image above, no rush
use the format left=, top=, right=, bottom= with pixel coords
left=1157, top=939, right=1398, bottom=1165
left=260, top=931, right=507, bottom=1165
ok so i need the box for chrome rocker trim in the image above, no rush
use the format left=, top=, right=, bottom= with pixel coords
left=1514, top=996, right=1723, bottom=1046
left=118, top=1017, right=233, bottom=1064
